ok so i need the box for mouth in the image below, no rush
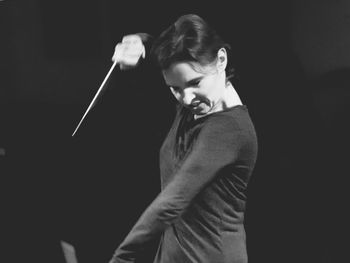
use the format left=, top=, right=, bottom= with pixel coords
left=187, top=102, right=204, bottom=113
left=190, top=101, right=201, bottom=108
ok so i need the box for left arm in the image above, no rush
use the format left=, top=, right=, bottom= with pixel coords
left=109, top=117, right=244, bottom=263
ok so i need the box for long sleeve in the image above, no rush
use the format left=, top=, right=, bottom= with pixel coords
left=109, top=115, right=247, bottom=263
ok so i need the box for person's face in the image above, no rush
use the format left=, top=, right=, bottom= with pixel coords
left=162, top=48, right=227, bottom=116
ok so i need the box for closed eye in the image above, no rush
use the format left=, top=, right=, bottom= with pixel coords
left=166, top=77, right=202, bottom=92
left=186, top=77, right=202, bottom=88
left=190, top=80, right=200, bottom=87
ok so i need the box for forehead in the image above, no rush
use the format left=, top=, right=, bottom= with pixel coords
left=162, top=62, right=211, bottom=85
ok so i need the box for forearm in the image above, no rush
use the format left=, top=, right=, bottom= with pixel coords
left=110, top=117, right=242, bottom=262
left=109, top=180, right=192, bottom=262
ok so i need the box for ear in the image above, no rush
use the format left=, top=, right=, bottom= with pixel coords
left=216, top=48, right=227, bottom=73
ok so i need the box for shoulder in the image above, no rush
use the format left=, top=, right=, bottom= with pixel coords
left=199, top=106, right=257, bottom=147
left=203, top=105, right=252, bottom=131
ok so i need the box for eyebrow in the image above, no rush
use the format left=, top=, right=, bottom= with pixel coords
left=166, top=77, right=203, bottom=89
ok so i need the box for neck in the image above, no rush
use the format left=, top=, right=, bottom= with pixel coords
left=223, top=82, right=243, bottom=107
left=212, top=82, right=242, bottom=112
left=194, top=82, right=243, bottom=120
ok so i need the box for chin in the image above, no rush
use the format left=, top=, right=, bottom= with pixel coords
left=193, top=108, right=209, bottom=116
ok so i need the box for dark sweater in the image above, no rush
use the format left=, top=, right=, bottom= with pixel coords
left=110, top=104, right=258, bottom=263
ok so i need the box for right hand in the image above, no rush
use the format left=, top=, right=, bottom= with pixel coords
left=112, top=34, right=146, bottom=70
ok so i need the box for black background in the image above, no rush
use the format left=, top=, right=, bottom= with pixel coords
left=1, top=0, right=349, bottom=262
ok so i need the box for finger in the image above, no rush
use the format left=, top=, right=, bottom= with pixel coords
left=114, top=46, right=144, bottom=63
left=112, top=43, right=124, bottom=62
left=121, top=57, right=141, bottom=66
left=122, top=34, right=143, bottom=45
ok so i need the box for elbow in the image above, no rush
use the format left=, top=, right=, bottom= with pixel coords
left=154, top=194, right=190, bottom=222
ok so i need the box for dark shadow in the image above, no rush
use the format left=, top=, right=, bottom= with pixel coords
left=307, top=68, right=350, bottom=263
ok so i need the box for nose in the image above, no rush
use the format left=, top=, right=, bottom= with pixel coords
left=181, top=89, right=195, bottom=106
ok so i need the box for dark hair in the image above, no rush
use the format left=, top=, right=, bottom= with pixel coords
left=150, top=14, right=236, bottom=81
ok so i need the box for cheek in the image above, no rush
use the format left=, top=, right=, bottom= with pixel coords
left=201, top=78, right=220, bottom=100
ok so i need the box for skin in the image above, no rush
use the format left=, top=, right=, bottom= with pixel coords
left=162, top=48, right=242, bottom=118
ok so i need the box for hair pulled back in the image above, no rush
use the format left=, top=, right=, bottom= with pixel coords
left=151, top=14, right=235, bottom=80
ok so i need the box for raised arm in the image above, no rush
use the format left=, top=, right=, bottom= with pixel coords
left=112, top=33, right=152, bottom=70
